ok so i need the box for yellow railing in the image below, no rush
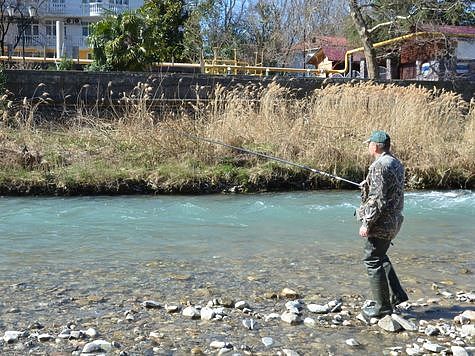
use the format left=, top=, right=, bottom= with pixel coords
left=2, top=31, right=474, bottom=75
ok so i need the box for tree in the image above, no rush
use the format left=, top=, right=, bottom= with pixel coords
left=1, top=0, right=48, bottom=56
left=347, top=0, right=475, bottom=79
left=88, top=0, right=187, bottom=71
left=0, top=0, right=13, bottom=56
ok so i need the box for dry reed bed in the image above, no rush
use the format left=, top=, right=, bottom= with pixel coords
left=0, top=82, right=474, bottom=194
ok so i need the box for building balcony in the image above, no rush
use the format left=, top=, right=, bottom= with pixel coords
left=82, top=2, right=130, bottom=17
left=45, top=1, right=66, bottom=14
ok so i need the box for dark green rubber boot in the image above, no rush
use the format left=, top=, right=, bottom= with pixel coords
left=362, top=265, right=393, bottom=318
left=383, top=259, right=408, bottom=307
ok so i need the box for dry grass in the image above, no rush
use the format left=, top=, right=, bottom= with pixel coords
left=0, top=81, right=473, bottom=194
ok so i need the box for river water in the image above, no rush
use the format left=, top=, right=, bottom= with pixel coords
left=0, top=190, right=474, bottom=354
left=1, top=190, right=474, bottom=268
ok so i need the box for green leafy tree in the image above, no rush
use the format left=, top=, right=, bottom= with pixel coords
left=88, top=0, right=187, bottom=71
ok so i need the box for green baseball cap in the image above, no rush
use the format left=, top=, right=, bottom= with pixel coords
left=365, top=130, right=390, bottom=144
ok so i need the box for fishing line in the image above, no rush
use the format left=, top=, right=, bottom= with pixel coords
left=166, top=128, right=361, bottom=187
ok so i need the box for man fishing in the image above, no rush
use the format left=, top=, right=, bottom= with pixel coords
left=357, top=130, right=408, bottom=319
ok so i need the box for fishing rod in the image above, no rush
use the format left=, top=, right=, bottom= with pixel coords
left=177, top=131, right=361, bottom=187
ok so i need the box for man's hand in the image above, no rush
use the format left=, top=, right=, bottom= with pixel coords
left=359, top=225, right=369, bottom=238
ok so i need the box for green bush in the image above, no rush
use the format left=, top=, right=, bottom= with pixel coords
left=57, top=57, right=74, bottom=71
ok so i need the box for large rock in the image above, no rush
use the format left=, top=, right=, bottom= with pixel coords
left=391, top=314, right=417, bottom=331
left=82, top=340, right=112, bottom=353
left=378, top=315, right=402, bottom=332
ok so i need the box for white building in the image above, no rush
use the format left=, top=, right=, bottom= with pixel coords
left=2, top=0, right=144, bottom=59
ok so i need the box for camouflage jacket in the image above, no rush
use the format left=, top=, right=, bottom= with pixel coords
left=357, top=152, right=405, bottom=239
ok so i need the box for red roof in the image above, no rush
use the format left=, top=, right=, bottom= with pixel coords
left=419, top=25, right=475, bottom=36
left=292, top=36, right=363, bottom=62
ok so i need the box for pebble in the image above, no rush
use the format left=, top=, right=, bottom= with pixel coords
left=440, top=290, right=454, bottom=298
left=217, top=346, right=233, bottom=355
left=303, top=317, right=315, bottom=326
left=457, top=292, right=475, bottom=302
left=217, top=297, right=234, bottom=307
left=265, top=313, right=281, bottom=322
left=141, top=300, right=161, bottom=309
left=70, top=330, right=84, bottom=339
left=391, top=314, right=417, bottom=331
left=282, top=349, right=300, bottom=356
left=307, top=304, right=329, bottom=314
left=235, top=301, right=250, bottom=310
left=3, top=331, right=23, bottom=343
left=200, top=307, right=216, bottom=321
left=261, top=337, right=273, bottom=347
left=280, top=288, right=299, bottom=298
left=378, top=315, right=402, bottom=332
left=285, top=300, right=303, bottom=310
left=182, top=306, right=201, bottom=319
left=37, top=333, right=53, bottom=342
left=424, top=325, right=440, bottom=336
left=82, top=340, right=112, bottom=353
left=58, top=329, right=71, bottom=339
left=461, top=324, right=475, bottom=337
left=460, top=310, right=475, bottom=321
left=281, top=311, right=301, bottom=325
left=356, top=313, right=369, bottom=325
left=406, top=344, right=422, bottom=356
left=423, top=342, right=444, bottom=353
left=165, top=304, right=180, bottom=313
left=242, top=318, right=258, bottom=330
left=345, top=338, right=360, bottom=347
left=85, top=327, right=98, bottom=338
left=210, top=341, right=229, bottom=349
left=451, top=346, right=469, bottom=356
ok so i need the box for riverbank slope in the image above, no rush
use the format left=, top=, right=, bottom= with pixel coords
left=1, top=82, right=473, bottom=195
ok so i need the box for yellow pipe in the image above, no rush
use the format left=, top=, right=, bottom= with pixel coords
left=0, top=55, right=93, bottom=65
left=328, top=31, right=475, bottom=75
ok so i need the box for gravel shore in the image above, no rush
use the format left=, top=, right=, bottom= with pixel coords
left=1, top=252, right=473, bottom=355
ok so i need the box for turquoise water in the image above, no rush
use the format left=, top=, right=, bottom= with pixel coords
left=1, top=190, right=474, bottom=271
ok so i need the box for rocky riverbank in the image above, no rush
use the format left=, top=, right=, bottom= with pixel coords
left=1, top=252, right=473, bottom=355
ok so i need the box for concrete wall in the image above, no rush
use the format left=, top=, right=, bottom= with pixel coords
left=4, top=70, right=475, bottom=106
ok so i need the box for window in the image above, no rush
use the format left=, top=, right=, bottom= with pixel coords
left=45, top=20, right=56, bottom=36
left=82, top=23, right=90, bottom=37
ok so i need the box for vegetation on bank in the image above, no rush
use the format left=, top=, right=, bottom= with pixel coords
left=0, top=82, right=473, bottom=195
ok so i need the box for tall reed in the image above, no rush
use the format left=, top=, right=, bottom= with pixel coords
left=0, top=81, right=473, bottom=192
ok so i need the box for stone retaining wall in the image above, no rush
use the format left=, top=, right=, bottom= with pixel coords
left=4, top=70, right=475, bottom=105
